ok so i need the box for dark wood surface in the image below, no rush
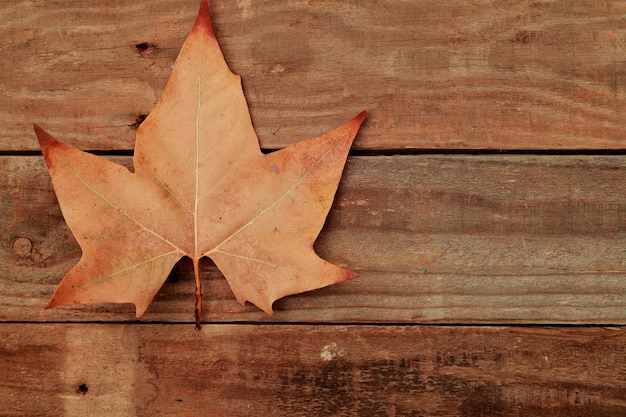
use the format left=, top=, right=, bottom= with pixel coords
left=4, top=324, right=626, bottom=417
left=2, top=1, right=626, bottom=415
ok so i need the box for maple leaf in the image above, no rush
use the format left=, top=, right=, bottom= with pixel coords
left=34, top=1, right=366, bottom=327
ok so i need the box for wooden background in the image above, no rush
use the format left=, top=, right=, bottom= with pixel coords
left=2, top=0, right=626, bottom=415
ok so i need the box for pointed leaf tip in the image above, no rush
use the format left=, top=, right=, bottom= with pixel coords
left=192, top=0, right=215, bottom=39
left=33, top=124, right=66, bottom=163
left=33, top=124, right=51, bottom=147
left=354, top=110, right=368, bottom=126
left=340, top=110, right=367, bottom=142
left=342, top=269, right=358, bottom=282
left=343, top=110, right=367, bottom=135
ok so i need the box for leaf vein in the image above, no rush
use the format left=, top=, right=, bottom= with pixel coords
left=207, top=143, right=336, bottom=255
left=146, top=167, right=194, bottom=214
left=213, top=249, right=299, bottom=273
left=77, top=249, right=180, bottom=290
left=68, top=165, right=183, bottom=253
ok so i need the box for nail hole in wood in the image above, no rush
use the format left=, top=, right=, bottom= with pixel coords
left=136, top=42, right=156, bottom=55
left=77, top=384, right=89, bottom=394
left=130, top=114, right=148, bottom=130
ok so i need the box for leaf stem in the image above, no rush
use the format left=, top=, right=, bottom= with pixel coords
left=193, top=257, right=202, bottom=329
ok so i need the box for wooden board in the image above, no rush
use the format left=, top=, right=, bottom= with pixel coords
left=3, top=154, right=624, bottom=324
left=2, top=324, right=626, bottom=417
left=3, top=0, right=626, bottom=151
left=3, top=1, right=626, bottom=414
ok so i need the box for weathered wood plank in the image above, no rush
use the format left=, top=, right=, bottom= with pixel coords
left=2, top=324, right=626, bottom=416
left=4, top=0, right=626, bottom=151
left=2, top=155, right=625, bottom=323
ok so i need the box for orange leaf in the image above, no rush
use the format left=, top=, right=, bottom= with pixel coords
left=35, top=1, right=366, bottom=327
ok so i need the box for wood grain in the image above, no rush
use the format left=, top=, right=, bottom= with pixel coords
left=2, top=155, right=624, bottom=324
left=3, top=2, right=625, bottom=413
left=4, top=0, right=626, bottom=151
left=2, top=324, right=626, bottom=417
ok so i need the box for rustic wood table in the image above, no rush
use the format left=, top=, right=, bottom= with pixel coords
left=2, top=1, right=626, bottom=415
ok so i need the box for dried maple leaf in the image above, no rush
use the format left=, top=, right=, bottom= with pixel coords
left=35, top=1, right=366, bottom=327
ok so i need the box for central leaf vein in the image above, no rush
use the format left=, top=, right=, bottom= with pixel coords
left=194, top=47, right=202, bottom=257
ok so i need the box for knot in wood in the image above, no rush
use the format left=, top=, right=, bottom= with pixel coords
left=12, top=237, right=32, bottom=257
